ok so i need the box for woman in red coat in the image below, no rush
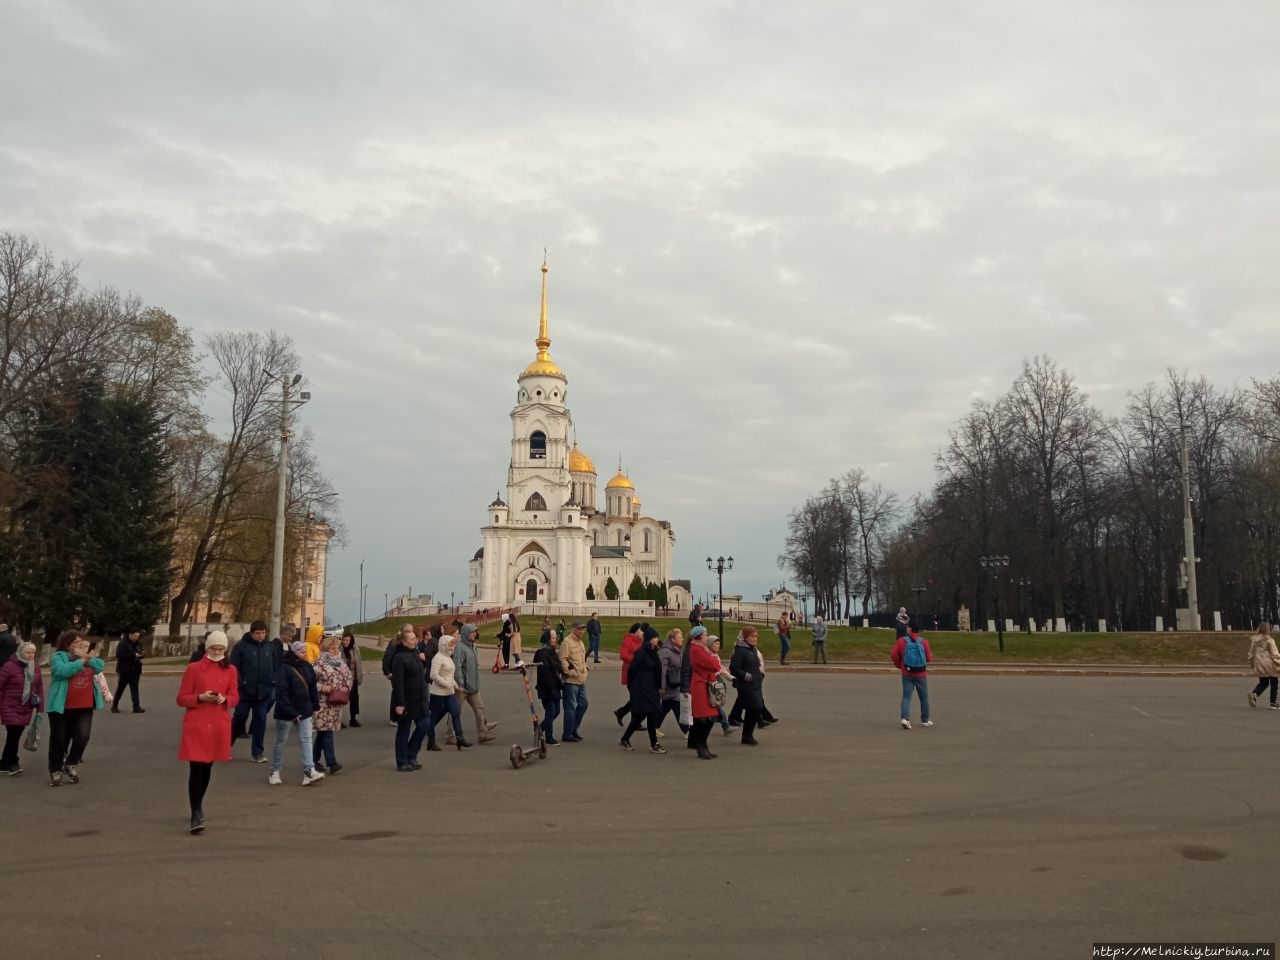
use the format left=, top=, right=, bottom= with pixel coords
left=687, top=634, right=724, bottom=760
left=176, top=630, right=239, bottom=834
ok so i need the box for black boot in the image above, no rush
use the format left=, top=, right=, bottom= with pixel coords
left=456, top=739, right=473, bottom=750
left=426, top=738, right=442, bottom=752
left=190, top=809, right=205, bottom=834
left=349, top=718, right=362, bottom=728
left=696, top=746, right=714, bottom=760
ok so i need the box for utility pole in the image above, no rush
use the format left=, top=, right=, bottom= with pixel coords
left=268, top=373, right=308, bottom=643
left=359, top=559, right=365, bottom=622
left=1180, top=421, right=1200, bottom=630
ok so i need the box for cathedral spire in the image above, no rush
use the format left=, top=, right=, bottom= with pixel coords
left=519, top=252, right=566, bottom=381
left=535, top=252, right=551, bottom=362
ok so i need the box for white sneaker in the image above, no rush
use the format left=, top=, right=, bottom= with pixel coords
left=921, top=720, right=934, bottom=727
left=655, top=729, right=665, bottom=738
left=1249, top=691, right=1258, bottom=707
left=302, top=769, right=325, bottom=786
left=267, top=771, right=282, bottom=785
left=900, top=718, right=911, bottom=730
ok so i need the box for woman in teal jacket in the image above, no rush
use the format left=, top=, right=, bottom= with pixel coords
left=47, top=630, right=105, bottom=787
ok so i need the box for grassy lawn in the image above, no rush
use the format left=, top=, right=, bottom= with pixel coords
left=349, top=613, right=1251, bottom=666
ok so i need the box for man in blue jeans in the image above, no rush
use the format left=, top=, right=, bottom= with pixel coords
left=228, top=620, right=279, bottom=762
left=890, top=621, right=933, bottom=730
left=559, top=621, right=590, bottom=741
left=586, top=612, right=602, bottom=664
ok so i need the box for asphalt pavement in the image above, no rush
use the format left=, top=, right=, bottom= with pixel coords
left=3, top=669, right=1275, bottom=959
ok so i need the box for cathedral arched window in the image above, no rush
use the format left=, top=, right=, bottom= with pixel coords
left=643, top=530, right=650, bottom=552
left=524, top=492, right=547, bottom=512
left=529, top=431, right=547, bottom=459
left=592, top=530, right=599, bottom=546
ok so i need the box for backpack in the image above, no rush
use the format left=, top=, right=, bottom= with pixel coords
left=903, top=636, right=927, bottom=672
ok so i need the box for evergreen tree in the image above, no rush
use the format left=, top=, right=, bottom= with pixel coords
left=585, top=583, right=595, bottom=601
left=627, top=573, right=645, bottom=600
left=604, top=576, right=619, bottom=600
left=658, top=581, right=669, bottom=608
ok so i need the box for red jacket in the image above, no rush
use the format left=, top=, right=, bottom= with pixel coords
left=688, top=642, right=723, bottom=720
left=619, top=633, right=642, bottom=686
left=176, top=658, right=240, bottom=762
left=890, top=634, right=933, bottom=675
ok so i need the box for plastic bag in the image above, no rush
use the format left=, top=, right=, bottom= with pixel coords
left=22, top=713, right=43, bottom=752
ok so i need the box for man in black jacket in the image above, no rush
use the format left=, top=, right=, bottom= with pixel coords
left=269, top=640, right=323, bottom=786
left=229, top=620, right=278, bottom=762
left=532, top=631, right=566, bottom=745
left=389, top=629, right=431, bottom=771
left=111, top=627, right=146, bottom=713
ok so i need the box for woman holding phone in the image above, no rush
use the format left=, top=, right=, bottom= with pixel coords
left=176, top=630, right=239, bottom=834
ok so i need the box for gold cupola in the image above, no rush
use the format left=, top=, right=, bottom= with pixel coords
left=568, top=442, right=596, bottom=475
left=520, top=256, right=567, bottom=380
left=605, top=471, right=635, bottom=490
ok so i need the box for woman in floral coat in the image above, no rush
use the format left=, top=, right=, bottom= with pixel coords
left=312, top=635, right=353, bottom=774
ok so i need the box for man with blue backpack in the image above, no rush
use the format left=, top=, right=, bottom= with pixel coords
left=890, top=620, right=933, bottom=730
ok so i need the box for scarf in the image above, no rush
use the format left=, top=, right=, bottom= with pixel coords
left=22, top=657, right=35, bottom=705
left=320, top=651, right=345, bottom=669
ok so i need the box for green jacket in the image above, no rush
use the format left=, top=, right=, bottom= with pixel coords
left=46, top=651, right=106, bottom=714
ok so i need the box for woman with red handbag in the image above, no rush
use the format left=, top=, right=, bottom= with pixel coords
left=313, top=635, right=353, bottom=774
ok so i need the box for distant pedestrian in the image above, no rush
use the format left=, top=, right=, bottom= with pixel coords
left=619, top=626, right=665, bottom=754
left=312, top=635, right=353, bottom=774
left=390, top=626, right=431, bottom=770
left=1247, top=622, right=1279, bottom=710
left=497, top=614, right=514, bottom=669
left=111, top=627, right=146, bottom=713
left=176, top=630, right=237, bottom=834
left=382, top=625, right=411, bottom=725
left=559, top=621, right=589, bottom=742
left=269, top=640, right=324, bottom=786
left=229, top=620, right=278, bottom=762
left=587, top=612, right=602, bottom=664
left=688, top=604, right=703, bottom=630
left=811, top=616, right=828, bottom=664
left=777, top=612, right=792, bottom=666
left=533, top=630, right=565, bottom=745
left=613, top=622, right=643, bottom=727
left=46, top=631, right=106, bottom=786
left=453, top=624, right=497, bottom=743
left=891, top=620, right=933, bottom=730
left=340, top=631, right=363, bottom=727
left=508, top=614, right=524, bottom=668
left=0, top=641, right=43, bottom=776
left=729, top=627, right=764, bottom=746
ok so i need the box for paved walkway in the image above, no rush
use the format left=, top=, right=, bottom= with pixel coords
left=5, top=671, right=1275, bottom=959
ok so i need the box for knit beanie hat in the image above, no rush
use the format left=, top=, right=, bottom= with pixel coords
left=206, top=630, right=229, bottom=649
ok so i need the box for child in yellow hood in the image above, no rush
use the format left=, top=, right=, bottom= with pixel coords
left=304, top=625, right=323, bottom=664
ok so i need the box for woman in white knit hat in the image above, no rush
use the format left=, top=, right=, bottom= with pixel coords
left=176, top=631, right=239, bottom=834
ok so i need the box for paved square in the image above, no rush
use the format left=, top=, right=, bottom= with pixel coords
left=4, top=671, right=1273, bottom=959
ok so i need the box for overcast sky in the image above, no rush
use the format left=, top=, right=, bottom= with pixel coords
left=3, top=1, right=1278, bottom=623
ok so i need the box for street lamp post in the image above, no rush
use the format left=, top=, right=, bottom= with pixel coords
left=979, top=555, right=1011, bottom=652
left=706, top=555, right=734, bottom=640
left=910, top=584, right=927, bottom=618
left=266, top=372, right=310, bottom=642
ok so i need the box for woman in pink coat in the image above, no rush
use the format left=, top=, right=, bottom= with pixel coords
left=176, top=631, right=239, bottom=834
left=0, top=641, right=44, bottom=776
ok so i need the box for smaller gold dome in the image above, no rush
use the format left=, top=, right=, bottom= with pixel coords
left=606, top=471, right=635, bottom=490
left=568, top=442, right=596, bottom=474
left=521, top=357, right=566, bottom=379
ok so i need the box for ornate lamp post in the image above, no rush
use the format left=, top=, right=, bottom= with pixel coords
left=979, top=555, right=1010, bottom=652
left=1014, top=577, right=1031, bottom=633
left=706, top=555, right=734, bottom=639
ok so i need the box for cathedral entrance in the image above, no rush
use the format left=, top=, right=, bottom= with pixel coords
left=525, top=579, right=538, bottom=603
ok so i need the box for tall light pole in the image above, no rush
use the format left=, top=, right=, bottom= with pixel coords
left=267, top=372, right=310, bottom=642
left=910, top=584, right=927, bottom=617
left=1014, top=576, right=1032, bottom=633
left=359, top=559, right=365, bottom=622
left=706, top=555, right=733, bottom=639
left=979, top=555, right=1010, bottom=653
left=1180, top=421, right=1201, bottom=630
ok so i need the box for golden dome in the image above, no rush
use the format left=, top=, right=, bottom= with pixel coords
left=606, top=471, right=634, bottom=490
left=521, top=357, right=566, bottom=379
left=568, top=442, right=596, bottom=474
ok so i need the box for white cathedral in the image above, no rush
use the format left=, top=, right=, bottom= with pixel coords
left=466, top=260, right=686, bottom=612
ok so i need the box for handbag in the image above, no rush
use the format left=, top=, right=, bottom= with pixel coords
left=706, top=679, right=727, bottom=707
left=22, top=713, right=43, bottom=751
left=327, top=685, right=350, bottom=705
